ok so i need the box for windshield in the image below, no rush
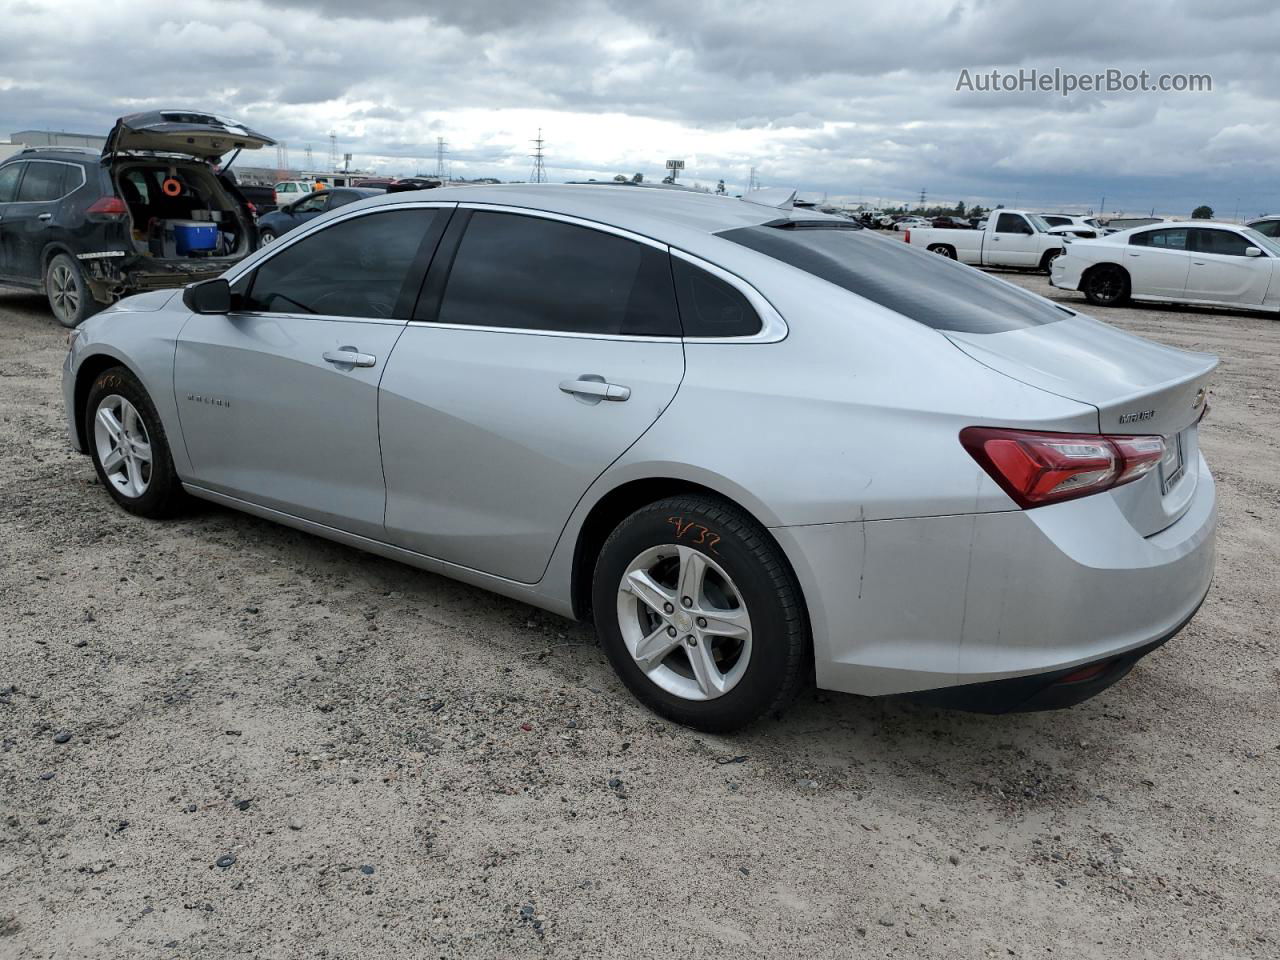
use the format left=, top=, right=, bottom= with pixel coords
left=719, top=224, right=1068, bottom=334
left=1241, top=228, right=1280, bottom=258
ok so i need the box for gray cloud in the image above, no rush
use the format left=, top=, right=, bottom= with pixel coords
left=0, top=0, right=1276, bottom=215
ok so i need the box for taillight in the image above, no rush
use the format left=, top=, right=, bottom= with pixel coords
left=960, top=427, right=1165, bottom=509
left=904, top=229, right=911, bottom=243
left=86, top=195, right=127, bottom=217
left=247, top=201, right=257, bottom=215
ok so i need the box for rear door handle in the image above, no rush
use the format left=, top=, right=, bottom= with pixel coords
left=323, top=349, right=376, bottom=368
left=37, top=212, right=53, bottom=221
left=559, top=376, right=631, bottom=402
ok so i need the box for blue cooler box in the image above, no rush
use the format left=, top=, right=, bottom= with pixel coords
left=172, top=221, right=219, bottom=256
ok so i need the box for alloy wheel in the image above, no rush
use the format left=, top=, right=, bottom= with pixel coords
left=49, top=263, right=80, bottom=324
left=616, top=545, right=752, bottom=701
left=93, top=395, right=153, bottom=498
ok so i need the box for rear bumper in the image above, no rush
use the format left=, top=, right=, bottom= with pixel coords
left=903, top=590, right=1204, bottom=713
left=773, top=453, right=1216, bottom=701
left=83, top=254, right=239, bottom=304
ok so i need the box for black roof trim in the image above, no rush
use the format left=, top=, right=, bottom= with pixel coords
left=760, top=217, right=864, bottom=230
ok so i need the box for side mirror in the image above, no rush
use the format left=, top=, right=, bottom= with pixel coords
left=1245, top=246, right=1263, bottom=257
left=183, top=277, right=231, bottom=314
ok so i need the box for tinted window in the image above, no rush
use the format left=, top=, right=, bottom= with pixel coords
left=671, top=258, right=761, bottom=337
left=243, top=210, right=434, bottom=318
left=1130, top=228, right=1188, bottom=250
left=720, top=224, right=1067, bottom=334
left=0, top=163, right=21, bottom=203
left=435, top=212, right=679, bottom=336
left=1193, top=229, right=1253, bottom=257
left=1042, top=216, right=1070, bottom=226
left=16, top=161, right=66, bottom=202
left=1251, top=220, right=1280, bottom=238
left=995, top=213, right=1031, bottom=234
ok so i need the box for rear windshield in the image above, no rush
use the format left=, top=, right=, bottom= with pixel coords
left=718, top=225, right=1068, bottom=334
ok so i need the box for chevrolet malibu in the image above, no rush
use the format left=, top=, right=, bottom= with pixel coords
left=63, top=185, right=1217, bottom=731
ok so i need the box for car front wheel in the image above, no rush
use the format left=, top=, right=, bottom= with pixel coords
left=85, top=366, right=187, bottom=517
left=592, top=494, right=809, bottom=731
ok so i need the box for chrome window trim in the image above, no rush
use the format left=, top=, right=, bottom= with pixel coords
left=1, top=159, right=87, bottom=204
left=225, top=310, right=406, bottom=327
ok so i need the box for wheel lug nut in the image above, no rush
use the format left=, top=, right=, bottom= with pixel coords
left=681, top=596, right=693, bottom=608
left=667, top=626, right=678, bottom=637
left=663, top=602, right=674, bottom=614
left=696, top=617, right=707, bottom=628
left=687, top=636, right=698, bottom=646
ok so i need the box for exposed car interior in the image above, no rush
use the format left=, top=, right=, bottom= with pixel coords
left=114, top=162, right=251, bottom=259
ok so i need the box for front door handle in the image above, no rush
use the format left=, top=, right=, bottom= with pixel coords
left=559, top=376, right=631, bottom=402
left=323, top=349, right=376, bottom=368
left=37, top=212, right=53, bottom=221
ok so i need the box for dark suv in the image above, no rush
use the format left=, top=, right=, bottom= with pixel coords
left=0, top=111, right=274, bottom=326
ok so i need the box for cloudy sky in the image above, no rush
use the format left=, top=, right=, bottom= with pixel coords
left=1, top=0, right=1277, bottom=216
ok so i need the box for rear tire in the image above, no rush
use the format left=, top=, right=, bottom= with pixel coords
left=1082, top=264, right=1130, bottom=307
left=85, top=366, right=187, bottom=518
left=45, top=253, right=100, bottom=328
left=927, top=244, right=957, bottom=259
left=591, top=494, right=809, bottom=732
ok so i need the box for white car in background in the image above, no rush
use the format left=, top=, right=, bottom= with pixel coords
left=273, top=179, right=313, bottom=206
left=1052, top=222, right=1280, bottom=312
left=1040, top=214, right=1107, bottom=239
left=894, top=216, right=930, bottom=232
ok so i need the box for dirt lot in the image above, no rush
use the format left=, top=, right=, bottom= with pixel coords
left=1, top=275, right=1276, bottom=960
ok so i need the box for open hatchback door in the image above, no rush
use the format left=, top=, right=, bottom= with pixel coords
left=103, top=111, right=275, bottom=161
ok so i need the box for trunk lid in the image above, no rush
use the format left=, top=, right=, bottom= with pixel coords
left=946, top=313, right=1216, bottom=535
left=103, top=111, right=275, bottom=162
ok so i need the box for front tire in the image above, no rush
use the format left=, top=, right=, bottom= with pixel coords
left=592, top=495, right=809, bottom=732
left=259, top=229, right=277, bottom=245
left=85, top=366, right=187, bottom=518
left=45, top=253, right=100, bottom=328
left=1082, top=264, right=1130, bottom=306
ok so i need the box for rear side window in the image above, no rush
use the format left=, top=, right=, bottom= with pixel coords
left=15, top=161, right=66, bottom=202
left=1252, top=220, right=1280, bottom=238
left=0, top=163, right=21, bottom=203
left=671, top=258, right=762, bottom=337
left=1192, top=229, right=1253, bottom=257
left=1130, top=228, right=1188, bottom=249
left=720, top=224, right=1068, bottom=334
left=434, top=211, right=680, bottom=336
left=242, top=209, right=436, bottom=318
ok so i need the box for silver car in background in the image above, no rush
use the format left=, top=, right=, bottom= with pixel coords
left=63, top=185, right=1217, bottom=730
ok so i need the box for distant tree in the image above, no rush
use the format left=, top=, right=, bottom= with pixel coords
left=970, top=205, right=986, bottom=219
left=956, top=200, right=966, bottom=217
left=613, top=174, right=628, bottom=182
left=632, top=172, right=643, bottom=183
left=1191, top=205, right=1214, bottom=219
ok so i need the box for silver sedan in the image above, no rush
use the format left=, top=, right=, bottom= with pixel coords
left=63, top=184, right=1217, bottom=730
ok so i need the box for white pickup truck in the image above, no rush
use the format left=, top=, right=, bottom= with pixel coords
left=903, top=210, right=1066, bottom=272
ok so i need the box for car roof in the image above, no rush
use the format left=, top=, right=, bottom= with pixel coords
left=349, top=182, right=841, bottom=255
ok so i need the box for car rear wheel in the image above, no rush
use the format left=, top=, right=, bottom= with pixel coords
left=85, top=366, right=187, bottom=518
left=45, top=253, right=100, bottom=328
left=592, top=494, right=809, bottom=731
left=1082, top=264, right=1130, bottom=306
left=927, top=244, right=956, bottom=259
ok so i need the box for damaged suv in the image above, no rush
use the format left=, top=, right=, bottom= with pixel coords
left=0, top=111, right=273, bottom=326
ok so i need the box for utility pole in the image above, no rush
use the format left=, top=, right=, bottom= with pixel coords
left=529, top=129, right=547, bottom=183
left=1099, top=195, right=1106, bottom=216
left=747, top=166, right=759, bottom=192
left=435, top=137, right=448, bottom=179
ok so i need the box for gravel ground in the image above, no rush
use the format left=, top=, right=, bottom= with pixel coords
left=1, top=275, right=1276, bottom=959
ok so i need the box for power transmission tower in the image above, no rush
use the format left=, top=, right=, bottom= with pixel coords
left=328, top=131, right=338, bottom=170
left=275, top=142, right=289, bottom=177
left=919, top=188, right=927, bottom=208
left=435, top=137, right=448, bottom=179
left=747, top=166, right=759, bottom=192
left=529, top=129, right=547, bottom=183
left=304, top=144, right=314, bottom=168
